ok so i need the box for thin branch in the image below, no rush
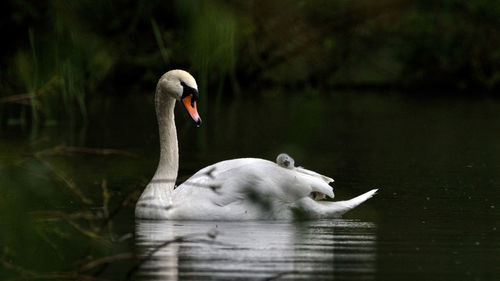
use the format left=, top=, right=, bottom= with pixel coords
left=152, top=179, right=221, bottom=194
left=79, top=253, right=135, bottom=273
left=125, top=232, right=231, bottom=280
left=264, top=270, right=301, bottom=281
left=36, top=157, right=93, bottom=205
left=97, top=182, right=144, bottom=234
left=0, top=256, right=107, bottom=281
left=117, top=233, right=134, bottom=243
left=0, top=93, right=32, bottom=104
left=101, top=179, right=113, bottom=236
left=36, top=144, right=136, bottom=158
left=65, top=219, right=101, bottom=240
left=33, top=210, right=102, bottom=222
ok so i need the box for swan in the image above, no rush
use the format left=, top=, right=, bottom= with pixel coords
left=135, top=69, right=377, bottom=220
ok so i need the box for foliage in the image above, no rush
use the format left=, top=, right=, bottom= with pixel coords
left=0, top=0, right=499, bottom=126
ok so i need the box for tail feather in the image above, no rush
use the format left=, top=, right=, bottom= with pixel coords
left=315, top=189, right=378, bottom=218
left=339, top=188, right=378, bottom=210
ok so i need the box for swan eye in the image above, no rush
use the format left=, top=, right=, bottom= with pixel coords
left=180, top=81, right=199, bottom=105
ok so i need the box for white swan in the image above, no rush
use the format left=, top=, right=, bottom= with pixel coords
left=135, top=70, right=377, bottom=220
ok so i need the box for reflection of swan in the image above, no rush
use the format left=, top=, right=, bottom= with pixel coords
left=135, top=70, right=377, bottom=220
left=135, top=220, right=376, bottom=280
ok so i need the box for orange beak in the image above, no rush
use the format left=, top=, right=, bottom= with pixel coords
left=182, top=95, right=202, bottom=126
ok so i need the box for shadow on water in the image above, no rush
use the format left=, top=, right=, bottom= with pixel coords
left=134, top=220, right=376, bottom=281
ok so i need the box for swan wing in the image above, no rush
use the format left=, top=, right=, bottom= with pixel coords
left=174, top=158, right=334, bottom=208
left=294, top=166, right=334, bottom=184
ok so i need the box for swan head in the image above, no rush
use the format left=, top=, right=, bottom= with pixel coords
left=158, top=69, right=201, bottom=125
left=276, top=153, right=295, bottom=169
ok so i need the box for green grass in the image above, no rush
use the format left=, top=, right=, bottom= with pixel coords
left=2, top=0, right=500, bottom=131
left=8, top=6, right=114, bottom=128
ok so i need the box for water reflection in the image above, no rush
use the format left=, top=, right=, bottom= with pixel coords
left=135, top=220, right=376, bottom=280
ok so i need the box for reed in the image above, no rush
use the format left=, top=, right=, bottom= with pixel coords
left=8, top=6, right=113, bottom=128
left=151, top=19, right=171, bottom=65
left=2, top=0, right=500, bottom=131
left=177, top=0, right=239, bottom=104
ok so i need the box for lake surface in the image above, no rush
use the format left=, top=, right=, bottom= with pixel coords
left=135, top=220, right=376, bottom=280
left=1, top=92, right=499, bottom=280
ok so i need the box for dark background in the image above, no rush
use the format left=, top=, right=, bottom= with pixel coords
left=1, top=1, right=500, bottom=280
left=1, top=0, right=499, bottom=126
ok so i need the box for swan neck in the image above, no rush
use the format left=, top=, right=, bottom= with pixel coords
left=153, top=86, right=179, bottom=184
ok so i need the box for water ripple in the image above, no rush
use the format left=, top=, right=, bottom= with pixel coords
left=135, top=219, right=377, bottom=280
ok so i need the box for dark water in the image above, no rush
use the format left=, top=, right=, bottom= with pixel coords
left=1, top=92, right=499, bottom=280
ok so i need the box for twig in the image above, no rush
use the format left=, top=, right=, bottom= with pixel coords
left=79, top=253, right=135, bottom=273
left=0, top=93, right=32, bottom=104
left=0, top=255, right=107, bottom=281
left=117, top=233, right=134, bottom=243
left=65, top=219, right=101, bottom=240
left=101, top=179, right=113, bottom=235
left=151, top=179, right=221, bottom=194
left=125, top=233, right=231, bottom=280
left=34, top=209, right=105, bottom=242
left=33, top=210, right=102, bottom=222
left=36, top=157, right=93, bottom=204
left=36, top=144, right=136, bottom=158
left=264, top=270, right=301, bottom=281
left=97, top=182, right=144, bottom=234
left=135, top=202, right=173, bottom=210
